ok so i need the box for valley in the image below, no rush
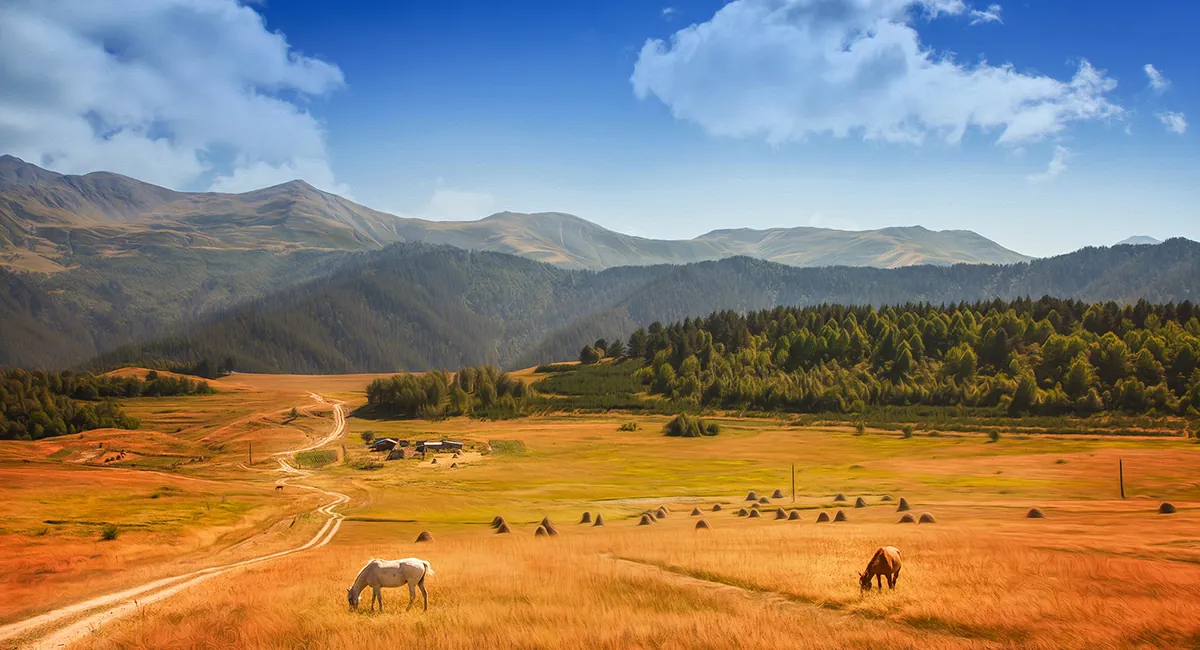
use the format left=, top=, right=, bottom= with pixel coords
left=1, top=369, right=1198, bottom=649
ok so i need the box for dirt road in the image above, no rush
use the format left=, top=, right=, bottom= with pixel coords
left=0, top=396, right=351, bottom=650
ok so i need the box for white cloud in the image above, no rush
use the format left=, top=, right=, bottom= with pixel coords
left=1027, top=145, right=1071, bottom=183
left=662, top=7, right=678, bottom=18
left=631, top=0, right=1121, bottom=147
left=969, top=3, right=1003, bottom=24
left=1144, top=64, right=1170, bottom=92
left=426, top=182, right=497, bottom=221
left=1156, top=111, right=1188, bottom=135
left=0, top=0, right=347, bottom=193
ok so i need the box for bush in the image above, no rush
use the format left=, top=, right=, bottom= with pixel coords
left=100, top=523, right=119, bottom=541
left=855, top=420, right=866, bottom=435
left=901, top=424, right=914, bottom=439
left=360, top=431, right=375, bottom=445
left=347, top=458, right=383, bottom=471
left=617, top=421, right=639, bottom=432
left=579, top=346, right=604, bottom=365
left=987, top=430, right=1001, bottom=443
left=664, top=413, right=719, bottom=438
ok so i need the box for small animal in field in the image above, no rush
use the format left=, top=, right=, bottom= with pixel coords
left=859, top=546, right=902, bottom=591
left=347, top=558, right=434, bottom=612
left=275, top=485, right=283, bottom=491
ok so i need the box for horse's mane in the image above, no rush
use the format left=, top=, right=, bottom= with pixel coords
left=351, top=559, right=381, bottom=589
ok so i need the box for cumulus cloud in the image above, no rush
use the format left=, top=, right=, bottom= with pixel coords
left=662, top=7, right=678, bottom=18
left=1144, top=64, right=1170, bottom=92
left=631, top=0, right=1121, bottom=146
left=0, top=0, right=347, bottom=193
left=1157, top=111, right=1188, bottom=135
left=1027, top=145, right=1071, bottom=183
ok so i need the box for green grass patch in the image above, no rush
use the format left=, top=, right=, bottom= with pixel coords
left=294, top=449, right=338, bottom=468
left=488, top=439, right=527, bottom=456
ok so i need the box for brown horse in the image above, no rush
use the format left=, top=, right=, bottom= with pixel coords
left=859, top=546, right=901, bottom=591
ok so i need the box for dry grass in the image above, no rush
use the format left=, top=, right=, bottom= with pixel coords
left=5, top=374, right=1200, bottom=649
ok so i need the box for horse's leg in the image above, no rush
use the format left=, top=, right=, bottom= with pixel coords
left=374, top=586, right=383, bottom=612
left=407, top=581, right=417, bottom=611
left=876, top=574, right=882, bottom=589
left=419, top=578, right=429, bottom=611
left=892, top=568, right=900, bottom=588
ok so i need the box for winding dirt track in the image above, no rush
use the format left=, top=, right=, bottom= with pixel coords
left=0, top=396, right=351, bottom=650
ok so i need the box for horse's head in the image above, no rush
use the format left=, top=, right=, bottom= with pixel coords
left=858, top=571, right=872, bottom=591
left=347, top=587, right=360, bottom=610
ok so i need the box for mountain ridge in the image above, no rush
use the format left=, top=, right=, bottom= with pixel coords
left=0, top=155, right=1029, bottom=272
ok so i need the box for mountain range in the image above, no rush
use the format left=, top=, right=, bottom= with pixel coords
left=2, top=155, right=1198, bottom=374
left=0, top=155, right=1029, bottom=273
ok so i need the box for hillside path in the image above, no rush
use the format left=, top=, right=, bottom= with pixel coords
left=0, top=396, right=350, bottom=650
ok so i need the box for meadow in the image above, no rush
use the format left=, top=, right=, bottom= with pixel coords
left=2, top=372, right=1199, bottom=648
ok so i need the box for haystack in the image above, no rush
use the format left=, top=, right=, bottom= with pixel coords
left=535, top=525, right=548, bottom=537
left=833, top=510, right=848, bottom=522
left=695, top=519, right=711, bottom=530
left=691, top=507, right=703, bottom=516
left=834, top=493, right=847, bottom=502
left=1158, top=502, right=1177, bottom=514
left=898, top=513, right=916, bottom=524
left=774, top=507, right=787, bottom=520
left=748, top=509, right=762, bottom=519
left=431, top=458, right=438, bottom=465
left=737, top=508, right=749, bottom=517
left=450, top=462, right=458, bottom=468
left=881, top=495, right=894, bottom=502
left=490, top=516, right=506, bottom=529
left=453, top=451, right=461, bottom=458
left=712, top=504, right=723, bottom=512
left=788, top=510, right=801, bottom=520
left=896, top=498, right=911, bottom=512
left=638, top=513, right=654, bottom=526
left=540, top=516, right=553, bottom=528
left=771, top=489, right=785, bottom=499
left=660, top=505, right=672, bottom=513
left=918, top=512, right=937, bottom=524
left=540, top=517, right=560, bottom=536
left=1026, top=508, right=1045, bottom=519
left=745, top=491, right=759, bottom=501
left=758, top=497, right=770, bottom=504
left=854, top=497, right=867, bottom=508
left=580, top=511, right=592, bottom=524
left=496, top=521, right=512, bottom=534
left=750, top=502, right=760, bottom=510
left=593, top=513, right=605, bottom=527
left=656, top=506, right=669, bottom=519
left=415, top=531, right=434, bottom=543
left=816, top=511, right=830, bottom=523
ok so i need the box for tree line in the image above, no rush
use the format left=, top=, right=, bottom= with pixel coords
left=1, top=369, right=213, bottom=440
left=363, top=366, right=533, bottom=420
left=600, top=297, right=1200, bottom=417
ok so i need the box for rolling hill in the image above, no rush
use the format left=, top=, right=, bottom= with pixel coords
left=1, top=155, right=1028, bottom=272
left=81, top=238, right=1200, bottom=374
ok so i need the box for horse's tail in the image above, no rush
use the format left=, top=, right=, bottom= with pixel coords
left=421, top=560, right=434, bottom=581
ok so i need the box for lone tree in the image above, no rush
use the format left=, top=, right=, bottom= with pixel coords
left=579, top=345, right=603, bottom=365
left=361, top=431, right=375, bottom=445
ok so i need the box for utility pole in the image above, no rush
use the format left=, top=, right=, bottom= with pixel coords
left=791, top=463, right=796, bottom=503
left=1119, top=458, right=1125, bottom=499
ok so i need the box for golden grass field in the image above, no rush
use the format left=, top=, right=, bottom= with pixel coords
left=3, top=371, right=1200, bottom=649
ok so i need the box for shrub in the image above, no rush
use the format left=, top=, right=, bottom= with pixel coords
left=901, top=424, right=914, bottom=439
left=100, top=523, right=119, bottom=541
left=855, top=420, right=866, bottom=435
left=987, top=430, right=1001, bottom=443
left=360, top=431, right=375, bottom=445
left=664, top=414, right=719, bottom=438
left=347, top=458, right=383, bottom=470
left=617, top=421, right=639, bottom=432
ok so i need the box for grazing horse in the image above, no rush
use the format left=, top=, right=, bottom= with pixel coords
left=347, top=558, right=433, bottom=612
left=859, top=546, right=902, bottom=591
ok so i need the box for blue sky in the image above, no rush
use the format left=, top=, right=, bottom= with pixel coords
left=0, top=1, right=1196, bottom=257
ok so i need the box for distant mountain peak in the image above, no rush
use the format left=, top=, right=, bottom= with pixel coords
left=1116, top=235, right=1162, bottom=246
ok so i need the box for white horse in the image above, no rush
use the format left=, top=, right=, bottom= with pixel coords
left=347, top=558, right=433, bottom=612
